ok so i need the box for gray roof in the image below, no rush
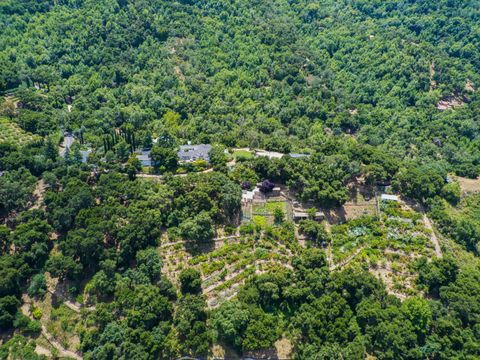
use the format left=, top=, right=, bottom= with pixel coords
left=178, top=144, right=212, bottom=162
left=136, top=150, right=153, bottom=166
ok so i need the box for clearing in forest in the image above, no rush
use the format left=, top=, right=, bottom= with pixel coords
left=323, top=184, right=378, bottom=225
left=452, top=175, right=480, bottom=195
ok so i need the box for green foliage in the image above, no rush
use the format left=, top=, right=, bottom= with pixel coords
left=0, top=1, right=480, bottom=358
left=0, top=295, right=20, bottom=329
left=442, top=182, right=461, bottom=205
left=0, top=335, right=46, bottom=360
left=175, top=294, right=211, bottom=356
left=136, top=248, right=162, bottom=284
left=417, top=257, right=459, bottom=297
left=298, top=220, right=330, bottom=245
left=179, top=268, right=202, bottom=295
left=273, top=207, right=284, bottom=224
left=393, top=165, right=446, bottom=202
left=0, top=167, right=36, bottom=214
left=27, top=273, right=47, bottom=298
left=179, top=211, right=215, bottom=245
left=208, top=145, right=229, bottom=171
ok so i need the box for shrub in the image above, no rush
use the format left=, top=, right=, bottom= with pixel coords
left=31, top=307, right=42, bottom=320
left=27, top=273, right=47, bottom=298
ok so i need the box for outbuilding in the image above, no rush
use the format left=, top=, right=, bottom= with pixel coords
left=381, top=194, right=399, bottom=202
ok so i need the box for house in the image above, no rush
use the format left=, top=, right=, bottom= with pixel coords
left=242, top=188, right=261, bottom=204
left=381, top=194, right=399, bottom=202
left=178, top=144, right=212, bottom=163
left=136, top=150, right=153, bottom=167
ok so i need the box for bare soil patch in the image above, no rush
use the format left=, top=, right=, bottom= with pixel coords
left=453, top=175, right=480, bottom=195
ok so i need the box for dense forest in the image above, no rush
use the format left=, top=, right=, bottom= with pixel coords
left=1, top=0, right=480, bottom=359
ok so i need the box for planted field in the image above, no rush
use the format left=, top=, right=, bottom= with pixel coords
left=249, top=200, right=289, bottom=226
left=329, top=201, right=437, bottom=298
left=449, top=193, right=480, bottom=222
left=0, top=117, right=40, bottom=145
left=159, top=226, right=298, bottom=308
left=253, top=201, right=286, bottom=215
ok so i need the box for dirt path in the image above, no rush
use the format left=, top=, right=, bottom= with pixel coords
left=20, top=296, right=82, bottom=360
left=34, top=344, right=52, bottom=357
left=40, top=324, right=82, bottom=360
left=159, top=235, right=241, bottom=249
left=31, top=179, right=45, bottom=210
left=423, top=214, right=442, bottom=258
left=137, top=167, right=214, bottom=179
left=59, top=298, right=95, bottom=313
left=429, top=61, right=437, bottom=91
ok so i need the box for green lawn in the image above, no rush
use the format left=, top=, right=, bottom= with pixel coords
left=253, top=201, right=287, bottom=215
left=233, top=149, right=254, bottom=160
left=253, top=215, right=268, bottom=227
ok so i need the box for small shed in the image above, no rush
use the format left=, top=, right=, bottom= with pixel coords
left=294, top=210, right=325, bottom=221
left=271, top=187, right=281, bottom=196
left=293, top=212, right=309, bottom=221
left=381, top=194, right=399, bottom=202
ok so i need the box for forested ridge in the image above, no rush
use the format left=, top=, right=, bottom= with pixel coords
left=1, top=0, right=480, bottom=359
left=1, top=0, right=480, bottom=173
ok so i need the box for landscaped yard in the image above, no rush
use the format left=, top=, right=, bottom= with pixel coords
left=232, top=149, right=254, bottom=161
left=253, top=201, right=287, bottom=215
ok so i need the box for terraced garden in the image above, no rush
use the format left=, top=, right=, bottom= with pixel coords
left=0, top=117, right=40, bottom=145
left=329, top=200, right=437, bottom=298
left=160, top=225, right=299, bottom=308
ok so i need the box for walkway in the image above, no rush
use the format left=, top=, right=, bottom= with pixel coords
left=20, top=295, right=82, bottom=360
left=423, top=214, right=443, bottom=258
left=31, top=179, right=45, bottom=210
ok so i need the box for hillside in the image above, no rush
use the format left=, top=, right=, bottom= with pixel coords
left=1, top=1, right=480, bottom=359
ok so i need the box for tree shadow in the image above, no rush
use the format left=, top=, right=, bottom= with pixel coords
left=183, top=239, right=215, bottom=256
left=323, top=206, right=347, bottom=225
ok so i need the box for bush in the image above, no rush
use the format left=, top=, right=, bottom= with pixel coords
left=13, top=313, right=41, bottom=335
left=31, top=307, right=42, bottom=320
left=441, top=182, right=461, bottom=205
left=27, top=274, right=47, bottom=298
left=179, top=268, right=202, bottom=295
left=25, top=320, right=41, bottom=334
